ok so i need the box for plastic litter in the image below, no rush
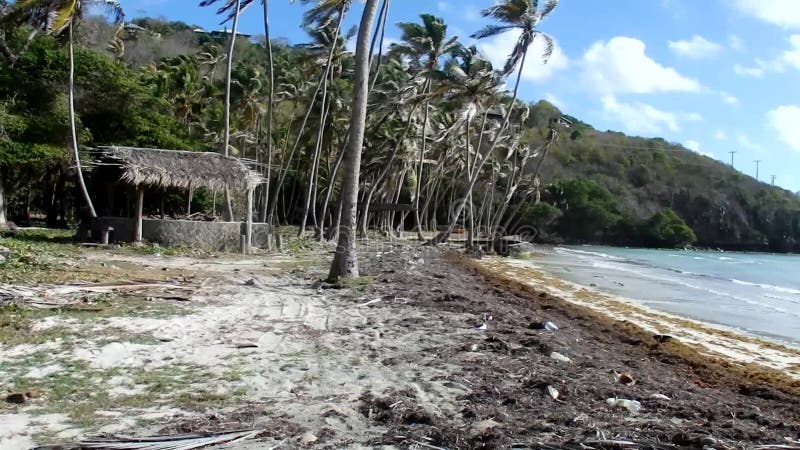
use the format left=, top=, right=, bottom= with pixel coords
left=606, top=397, right=642, bottom=414
left=550, top=351, right=572, bottom=363
left=547, top=385, right=559, bottom=400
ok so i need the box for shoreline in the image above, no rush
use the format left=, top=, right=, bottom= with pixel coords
left=455, top=253, right=800, bottom=394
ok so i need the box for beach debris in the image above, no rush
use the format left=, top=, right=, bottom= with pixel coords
left=478, top=313, right=493, bottom=330
left=0, top=279, right=198, bottom=308
left=471, top=419, right=502, bottom=436
left=653, top=334, right=673, bottom=344
left=607, top=397, right=642, bottom=414
left=616, top=372, right=636, bottom=385
left=4, top=391, right=38, bottom=404
left=529, top=320, right=559, bottom=331
left=358, top=297, right=383, bottom=307
left=547, top=385, right=560, bottom=400
left=300, top=431, right=318, bottom=445
left=76, top=429, right=262, bottom=449
left=550, top=351, right=572, bottom=363
left=652, top=393, right=671, bottom=401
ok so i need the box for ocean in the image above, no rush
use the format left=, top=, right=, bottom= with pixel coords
left=527, top=246, right=800, bottom=346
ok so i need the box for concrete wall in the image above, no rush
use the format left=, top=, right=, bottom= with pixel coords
left=92, top=217, right=271, bottom=252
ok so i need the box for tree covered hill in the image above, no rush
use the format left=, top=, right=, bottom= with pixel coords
left=1, top=12, right=798, bottom=252
left=522, top=100, right=800, bottom=251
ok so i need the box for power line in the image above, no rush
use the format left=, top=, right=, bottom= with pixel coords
left=771, top=175, right=776, bottom=186
left=754, top=160, right=762, bottom=181
left=729, top=150, right=737, bottom=168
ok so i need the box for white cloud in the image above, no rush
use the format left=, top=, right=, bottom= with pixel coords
left=733, top=59, right=772, bottom=77
left=684, top=140, right=700, bottom=151
left=733, top=0, right=800, bottom=28
left=437, top=1, right=449, bottom=12
left=582, top=37, right=702, bottom=94
left=720, top=92, right=739, bottom=105
left=600, top=95, right=680, bottom=134
left=684, top=140, right=713, bottom=157
left=668, top=35, right=722, bottom=59
left=733, top=35, right=800, bottom=77
left=544, top=93, right=565, bottom=110
left=767, top=105, right=800, bottom=151
left=684, top=112, right=703, bottom=122
left=781, top=35, right=800, bottom=70
left=729, top=34, right=745, bottom=51
left=714, top=129, right=728, bottom=140
left=479, top=31, right=570, bottom=82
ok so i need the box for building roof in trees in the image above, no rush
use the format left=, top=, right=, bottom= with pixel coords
left=93, top=146, right=262, bottom=192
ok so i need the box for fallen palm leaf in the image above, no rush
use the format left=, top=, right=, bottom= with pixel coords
left=74, top=429, right=262, bottom=450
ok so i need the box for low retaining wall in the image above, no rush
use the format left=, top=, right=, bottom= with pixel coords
left=91, top=217, right=271, bottom=252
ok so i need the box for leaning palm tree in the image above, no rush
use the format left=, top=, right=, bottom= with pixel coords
left=441, top=0, right=559, bottom=243
left=0, top=0, right=125, bottom=219
left=328, top=0, right=380, bottom=280
left=389, top=14, right=459, bottom=240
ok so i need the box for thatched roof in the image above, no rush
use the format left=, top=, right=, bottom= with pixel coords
left=95, top=146, right=262, bottom=192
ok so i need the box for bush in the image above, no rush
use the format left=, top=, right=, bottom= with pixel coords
left=643, top=209, right=697, bottom=247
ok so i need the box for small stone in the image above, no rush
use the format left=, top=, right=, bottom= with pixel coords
left=5, top=393, right=26, bottom=404
left=617, top=372, right=636, bottom=385
left=550, top=351, right=572, bottom=363
left=300, top=431, right=318, bottom=445
left=24, top=391, right=40, bottom=399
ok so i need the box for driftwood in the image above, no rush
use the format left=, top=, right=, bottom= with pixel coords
left=0, top=280, right=200, bottom=308
left=34, top=429, right=263, bottom=450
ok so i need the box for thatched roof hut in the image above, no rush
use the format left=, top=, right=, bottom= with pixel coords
left=95, top=146, right=262, bottom=192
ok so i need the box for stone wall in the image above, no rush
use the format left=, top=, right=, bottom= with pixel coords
left=91, top=217, right=271, bottom=252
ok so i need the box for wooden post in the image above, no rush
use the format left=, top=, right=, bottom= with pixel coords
left=245, top=188, right=254, bottom=253
left=186, top=182, right=193, bottom=216
left=134, top=185, right=144, bottom=245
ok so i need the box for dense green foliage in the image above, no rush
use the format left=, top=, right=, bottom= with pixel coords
left=1, top=8, right=799, bottom=252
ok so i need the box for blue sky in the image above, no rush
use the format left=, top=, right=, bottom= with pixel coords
left=119, top=0, right=800, bottom=192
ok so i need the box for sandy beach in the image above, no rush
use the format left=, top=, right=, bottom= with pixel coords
left=1, top=244, right=799, bottom=449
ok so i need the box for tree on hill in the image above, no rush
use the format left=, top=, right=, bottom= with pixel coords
left=643, top=208, right=697, bottom=248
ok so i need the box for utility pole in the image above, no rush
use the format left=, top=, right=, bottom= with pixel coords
left=754, top=160, right=761, bottom=181
left=729, top=150, right=737, bottom=168
left=771, top=175, right=776, bottom=186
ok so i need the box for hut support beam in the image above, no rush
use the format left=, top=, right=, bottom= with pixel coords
left=134, top=185, right=144, bottom=245
left=245, top=188, right=254, bottom=254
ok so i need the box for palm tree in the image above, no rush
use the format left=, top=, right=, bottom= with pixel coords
left=265, top=0, right=352, bottom=227
left=441, top=0, right=559, bottom=243
left=0, top=0, right=125, bottom=219
left=389, top=14, right=458, bottom=239
left=200, top=0, right=243, bottom=221
left=328, top=0, right=380, bottom=280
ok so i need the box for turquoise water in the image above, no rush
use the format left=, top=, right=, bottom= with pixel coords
left=533, top=246, right=800, bottom=345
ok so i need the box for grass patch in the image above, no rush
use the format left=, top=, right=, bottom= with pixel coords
left=0, top=229, right=79, bottom=283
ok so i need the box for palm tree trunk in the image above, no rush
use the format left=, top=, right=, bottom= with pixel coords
left=260, top=0, right=275, bottom=224
left=299, top=67, right=331, bottom=236
left=0, top=168, right=6, bottom=227
left=328, top=0, right=380, bottom=281
left=413, top=79, right=431, bottom=241
left=368, top=0, right=390, bottom=93
left=68, top=22, right=97, bottom=219
left=222, top=0, right=242, bottom=222
left=359, top=102, right=419, bottom=237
